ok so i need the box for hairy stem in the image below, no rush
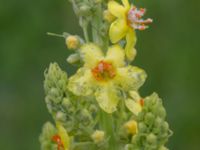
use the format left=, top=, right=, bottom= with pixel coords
left=100, top=110, right=117, bottom=150
left=83, top=23, right=89, bottom=42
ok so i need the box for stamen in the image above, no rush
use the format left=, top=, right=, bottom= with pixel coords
left=127, top=6, right=153, bottom=30
left=52, top=134, right=64, bottom=150
left=92, top=60, right=116, bottom=81
left=140, top=99, right=144, bottom=107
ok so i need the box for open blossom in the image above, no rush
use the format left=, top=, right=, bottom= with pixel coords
left=52, top=123, right=70, bottom=150
left=108, top=0, right=152, bottom=61
left=68, top=43, right=147, bottom=113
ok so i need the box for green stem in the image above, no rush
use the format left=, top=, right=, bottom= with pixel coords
left=83, top=24, right=89, bottom=42
left=100, top=110, right=117, bottom=150
left=47, top=32, right=64, bottom=38
left=92, top=4, right=103, bottom=47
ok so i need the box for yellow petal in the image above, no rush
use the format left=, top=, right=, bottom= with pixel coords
left=109, top=19, right=128, bottom=43
left=95, top=84, right=121, bottom=113
left=129, top=91, right=141, bottom=102
left=125, top=29, right=137, bottom=61
left=56, top=122, right=70, bottom=150
left=125, top=98, right=142, bottom=115
left=108, top=1, right=126, bottom=18
left=80, top=43, right=103, bottom=68
left=116, top=66, right=147, bottom=91
left=105, top=44, right=125, bottom=67
left=68, top=68, right=95, bottom=96
left=126, top=47, right=137, bottom=62
left=122, top=0, right=131, bottom=11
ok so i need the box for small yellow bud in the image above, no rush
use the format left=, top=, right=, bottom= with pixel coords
left=103, top=10, right=115, bottom=22
left=65, top=36, right=79, bottom=50
left=91, top=130, right=105, bottom=143
left=124, top=120, right=138, bottom=135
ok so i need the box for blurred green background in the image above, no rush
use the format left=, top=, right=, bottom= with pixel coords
left=0, top=0, right=199, bottom=149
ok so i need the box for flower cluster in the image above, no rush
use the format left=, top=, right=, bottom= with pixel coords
left=39, top=0, right=172, bottom=150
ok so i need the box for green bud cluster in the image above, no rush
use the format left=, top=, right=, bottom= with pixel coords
left=44, top=63, right=68, bottom=114
left=131, top=93, right=173, bottom=150
left=69, top=0, right=103, bottom=17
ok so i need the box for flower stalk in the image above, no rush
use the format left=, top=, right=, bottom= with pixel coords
left=40, top=0, right=172, bottom=150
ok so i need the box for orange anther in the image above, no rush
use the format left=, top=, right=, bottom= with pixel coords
left=52, top=134, right=64, bottom=150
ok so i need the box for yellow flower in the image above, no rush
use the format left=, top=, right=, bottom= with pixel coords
left=68, top=43, right=146, bottom=113
left=108, top=0, right=152, bottom=61
left=52, top=122, right=70, bottom=150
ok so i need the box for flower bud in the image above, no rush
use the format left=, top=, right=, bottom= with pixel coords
left=147, top=133, right=157, bottom=144
left=80, top=109, right=92, bottom=126
left=65, top=35, right=80, bottom=50
left=66, top=53, right=80, bottom=64
left=62, top=98, right=72, bottom=110
left=49, top=88, right=60, bottom=98
left=91, top=130, right=105, bottom=144
left=138, top=122, right=147, bottom=132
left=154, top=117, right=162, bottom=128
left=79, top=5, right=91, bottom=16
left=56, top=111, right=66, bottom=122
left=89, top=104, right=98, bottom=113
left=162, top=122, right=169, bottom=131
left=103, top=10, right=115, bottom=22
left=124, top=120, right=138, bottom=135
left=46, top=103, right=53, bottom=113
left=144, top=112, right=155, bottom=125
left=158, top=107, right=166, bottom=118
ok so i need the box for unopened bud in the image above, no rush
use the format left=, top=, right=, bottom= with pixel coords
left=67, top=53, right=80, bottom=64
left=147, top=133, right=157, bottom=144
left=80, top=109, right=92, bottom=125
left=56, top=111, right=66, bottom=122
left=65, top=36, right=80, bottom=50
left=144, top=112, right=155, bottom=125
left=162, top=122, right=169, bottom=131
left=138, top=122, right=147, bottom=132
left=62, top=98, right=72, bottom=110
left=158, top=107, right=166, bottom=118
left=89, top=104, right=98, bottom=113
left=91, top=130, right=105, bottom=144
left=79, top=5, right=91, bottom=16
